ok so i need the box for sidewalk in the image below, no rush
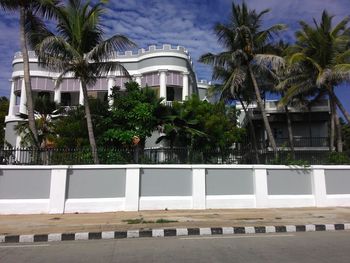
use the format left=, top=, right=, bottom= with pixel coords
left=1, top=207, right=350, bottom=235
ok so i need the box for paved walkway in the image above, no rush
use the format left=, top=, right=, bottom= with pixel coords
left=1, top=207, right=350, bottom=235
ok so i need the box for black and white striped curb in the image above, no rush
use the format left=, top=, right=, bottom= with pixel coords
left=1, top=223, right=349, bottom=243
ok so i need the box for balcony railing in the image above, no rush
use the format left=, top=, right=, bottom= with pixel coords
left=258, top=137, right=329, bottom=149
left=162, top=101, right=183, bottom=107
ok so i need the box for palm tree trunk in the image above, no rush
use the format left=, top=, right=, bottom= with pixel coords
left=331, top=98, right=343, bottom=152
left=20, top=7, right=39, bottom=147
left=307, top=106, right=313, bottom=147
left=248, top=64, right=277, bottom=153
left=330, top=100, right=335, bottom=152
left=81, top=80, right=99, bottom=164
left=328, top=89, right=350, bottom=124
left=335, top=111, right=343, bottom=152
left=285, top=105, right=295, bottom=155
left=238, top=97, right=260, bottom=163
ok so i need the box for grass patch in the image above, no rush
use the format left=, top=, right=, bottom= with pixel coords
left=122, top=218, right=178, bottom=224
left=155, top=218, right=178, bottom=224
left=122, top=218, right=154, bottom=224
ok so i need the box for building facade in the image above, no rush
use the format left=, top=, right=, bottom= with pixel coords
left=236, top=100, right=331, bottom=150
left=4, top=44, right=209, bottom=148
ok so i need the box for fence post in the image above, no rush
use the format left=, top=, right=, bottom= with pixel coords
left=312, top=167, right=327, bottom=207
left=254, top=167, right=269, bottom=208
left=192, top=168, right=206, bottom=209
left=49, top=168, right=67, bottom=214
left=125, top=167, right=140, bottom=211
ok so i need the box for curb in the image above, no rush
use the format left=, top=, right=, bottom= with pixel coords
left=1, top=223, right=349, bottom=243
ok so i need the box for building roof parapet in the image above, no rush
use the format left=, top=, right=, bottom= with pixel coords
left=14, top=44, right=192, bottom=63
left=111, top=44, right=189, bottom=58
left=14, top=51, right=36, bottom=59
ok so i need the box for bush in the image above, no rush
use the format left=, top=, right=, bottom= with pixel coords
left=327, top=152, right=350, bottom=165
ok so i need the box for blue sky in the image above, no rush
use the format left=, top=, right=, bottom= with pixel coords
left=0, top=0, right=349, bottom=110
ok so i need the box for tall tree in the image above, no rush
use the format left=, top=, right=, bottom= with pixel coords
left=199, top=1, right=286, bottom=153
left=281, top=11, right=350, bottom=152
left=202, top=66, right=260, bottom=163
left=35, top=0, right=136, bottom=163
left=0, top=0, right=59, bottom=148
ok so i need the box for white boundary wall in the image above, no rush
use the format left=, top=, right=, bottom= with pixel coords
left=0, top=165, right=349, bottom=214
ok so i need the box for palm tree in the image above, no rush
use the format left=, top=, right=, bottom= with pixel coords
left=16, top=95, right=59, bottom=148
left=0, top=0, right=59, bottom=148
left=281, top=11, right=350, bottom=152
left=35, top=0, right=136, bottom=164
left=199, top=2, right=286, bottom=153
left=201, top=64, right=260, bottom=163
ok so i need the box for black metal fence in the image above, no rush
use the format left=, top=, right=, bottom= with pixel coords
left=0, top=146, right=349, bottom=165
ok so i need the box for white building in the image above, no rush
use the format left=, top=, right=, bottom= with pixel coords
left=4, top=44, right=209, bottom=147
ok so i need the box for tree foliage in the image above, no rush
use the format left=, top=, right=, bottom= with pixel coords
left=100, top=82, right=166, bottom=148
left=158, top=95, right=245, bottom=151
left=16, top=95, right=59, bottom=147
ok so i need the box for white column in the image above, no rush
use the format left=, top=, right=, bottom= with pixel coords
left=312, top=168, right=327, bottom=207
left=192, top=168, right=206, bottom=209
left=19, top=78, right=27, bottom=114
left=134, top=74, right=142, bottom=86
left=107, top=76, right=115, bottom=106
left=49, top=169, right=68, bottom=214
left=79, top=81, right=84, bottom=105
left=14, top=134, right=21, bottom=160
left=159, top=70, right=167, bottom=101
left=182, top=72, right=189, bottom=101
left=8, top=80, right=16, bottom=116
left=54, top=79, right=61, bottom=104
left=124, top=168, right=140, bottom=211
left=157, top=131, right=166, bottom=162
left=254, top=168, right=269, bottom=208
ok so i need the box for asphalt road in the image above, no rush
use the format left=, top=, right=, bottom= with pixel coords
left=0, top=231, right=349, bottom=263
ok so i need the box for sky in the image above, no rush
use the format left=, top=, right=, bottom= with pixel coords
left=0, top=0, right=349, bottom=110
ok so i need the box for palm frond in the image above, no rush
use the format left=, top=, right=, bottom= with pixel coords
left=87, top=35, right=136, bottom=62
left=88, top=61, right=131, bottom=79
left=25, top=10, right=54, bottom=50
left=331, top=16, right=350, bottom=36
left=254, top=54, right=285, bottom=72
left=36, top=36, right=80, bottom=69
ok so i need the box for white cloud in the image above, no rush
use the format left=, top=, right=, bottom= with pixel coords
left=0, top=0, right=349, bottom=96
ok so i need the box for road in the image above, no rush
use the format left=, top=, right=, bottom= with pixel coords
left=0, top=231, right=349, bottom=263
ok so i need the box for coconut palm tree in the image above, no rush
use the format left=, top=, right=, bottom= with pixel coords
left=35, top=0, right=136, bottom=164
left=199, top=62, right=260, bottom=163
left=281, top=11, right=350, bottom=152
left=0, top=0, right=59, bottom=148
left=199, top=2, right=286, bottom=153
